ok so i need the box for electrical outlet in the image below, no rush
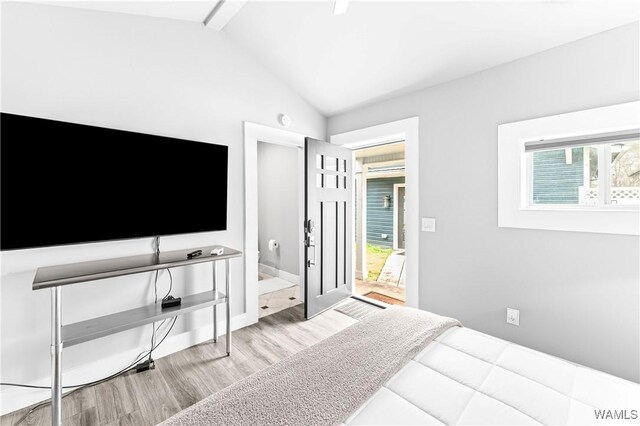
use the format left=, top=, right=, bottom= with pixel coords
left=506, top=308, right=520, bottom=326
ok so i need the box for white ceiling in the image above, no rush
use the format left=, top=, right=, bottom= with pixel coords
left=223, top=1, right=639, bottom=116
left=355, top=141, right=404, bottom=158
left=26, top=1, right=640, bottom=117
left=31, top=1, right=216, bottom=22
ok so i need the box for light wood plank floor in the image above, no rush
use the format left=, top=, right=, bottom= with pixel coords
left=1, top=303, right=358, bottom=426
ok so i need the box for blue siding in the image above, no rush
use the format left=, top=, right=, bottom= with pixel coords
left=532, top=148, right=584, bottom=204
left=366, top=177, right=405, bottom=247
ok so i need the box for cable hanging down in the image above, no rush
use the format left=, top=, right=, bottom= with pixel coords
left=2, top=268, right=178, bottom=426
left=4, top=316, right=177, bottom=426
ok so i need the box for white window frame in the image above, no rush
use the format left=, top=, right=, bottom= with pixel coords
left=498, top=101, right=640, bottom=235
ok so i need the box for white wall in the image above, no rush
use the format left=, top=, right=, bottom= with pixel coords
left=329, top=23, right=640, bottom=382
left=0, top=2, right=324, bottom=414
left=257, top=142, right=300, bottom=276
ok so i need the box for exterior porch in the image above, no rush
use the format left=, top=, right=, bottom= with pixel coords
left=353, top=142, right=407, bottom=305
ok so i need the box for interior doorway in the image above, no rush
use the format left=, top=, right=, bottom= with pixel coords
left=353, top=141, right=406, bottom=305
left=256, top=141, right=304, bottom=319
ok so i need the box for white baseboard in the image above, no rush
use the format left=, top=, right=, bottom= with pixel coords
left=0, top=312, right=254, bottom=416
left=259, top=263, right=299, bottom=285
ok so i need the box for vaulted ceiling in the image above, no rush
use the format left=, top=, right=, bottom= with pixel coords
left=29, top=1, right=640, bottom=116
left=224, top=1, right=639, bottom=116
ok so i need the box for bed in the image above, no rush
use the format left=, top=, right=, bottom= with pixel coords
left=346, top=326, right=640, bottom=425
left=163, top=306, right=640, bottom=426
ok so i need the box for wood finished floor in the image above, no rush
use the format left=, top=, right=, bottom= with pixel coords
left=1, top=304, right=358, bottom=426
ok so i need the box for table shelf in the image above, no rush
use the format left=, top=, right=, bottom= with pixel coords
left=62, top=290, right=227, bottom=347
left=35, top=244, right=242, bottom=425
left=33, top=245, right=242, bottom=290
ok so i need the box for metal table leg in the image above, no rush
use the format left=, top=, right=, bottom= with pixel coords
left=212, top=262, right=218, bottom=343
left=51, top=286, right=62, bottom=426
left=225, top=259, right=231, bottom=356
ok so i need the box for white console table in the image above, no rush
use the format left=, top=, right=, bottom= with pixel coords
left=32, top=245, right=242, bottom=426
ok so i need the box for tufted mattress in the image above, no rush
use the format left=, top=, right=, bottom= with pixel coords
left=346, top=326, right=640, bottom=425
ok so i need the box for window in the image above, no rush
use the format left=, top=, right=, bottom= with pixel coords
left=525, top=130, right=640, bottom=209
left=498, top=101, right=640, bottom=235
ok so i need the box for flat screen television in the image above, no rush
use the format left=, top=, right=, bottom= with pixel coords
left=1, top=113, right=228, bottom=250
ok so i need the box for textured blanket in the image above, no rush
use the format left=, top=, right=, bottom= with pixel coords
left=161, top=306, right=461, bottom=426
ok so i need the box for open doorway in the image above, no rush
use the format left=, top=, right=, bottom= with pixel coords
left=256, top=141, right=303, bottom=318
left=353, top=141, right=406, bottom=305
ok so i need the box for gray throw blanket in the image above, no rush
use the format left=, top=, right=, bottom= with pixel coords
left=161, top=306, right=460, bottom=426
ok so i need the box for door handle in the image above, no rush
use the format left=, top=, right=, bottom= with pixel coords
left=306, top=235, right=316, bottom=268
left=305, top=219, right=315, bottom=233
left=305, top=235, right=315, bottom=247
left=307, top=245, right=316, bottom=268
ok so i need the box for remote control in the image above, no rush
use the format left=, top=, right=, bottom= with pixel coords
left=187, top=250, right=202, bottom=259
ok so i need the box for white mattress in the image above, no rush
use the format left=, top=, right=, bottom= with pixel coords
left=345, top=327, right=640, bottom=425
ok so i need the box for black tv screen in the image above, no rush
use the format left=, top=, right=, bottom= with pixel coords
left=1, top=113, right=228, bottom=250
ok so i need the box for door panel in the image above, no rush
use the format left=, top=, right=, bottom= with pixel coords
left=305, top=138, right=352, bottom=318
left=323, top=201, right=337, bottom=292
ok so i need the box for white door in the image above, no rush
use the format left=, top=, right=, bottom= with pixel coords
left=304, top=137, right=353, bottom=318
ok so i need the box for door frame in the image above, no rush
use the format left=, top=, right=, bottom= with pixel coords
left=393, top=183, right=406, bottom=250
left=331, top=117, right=419, bottom=309
left=243, top=122, right=308, bottom=325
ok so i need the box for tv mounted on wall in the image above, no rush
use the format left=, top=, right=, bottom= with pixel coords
left=0, top=112, right=228, bottom=250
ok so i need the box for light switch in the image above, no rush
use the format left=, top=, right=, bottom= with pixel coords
left=422, top=217, right=436, bottom=232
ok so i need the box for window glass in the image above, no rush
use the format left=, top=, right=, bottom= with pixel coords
left=531, top=147, right=586, bottom=205
left=324, top=156, right=337, bottom=171
left=325, top=174, right=337, bottom=188
left=529, top=140, right=640, bottom=207
left=610, top=140, right=640, bottom=205
left=580, top=147, right=599, bottom=206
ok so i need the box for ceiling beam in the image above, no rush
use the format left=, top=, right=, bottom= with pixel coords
left=204, top=0, right=248, bottom=31
left=334, top=0, right=350, bottom=15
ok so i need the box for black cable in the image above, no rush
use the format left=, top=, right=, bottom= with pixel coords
left=152, top=268, right=173, bottom=362
left=149, top=325, right=156, bottom=364
left=7, top=267, right=177, bottom=423
left=1, top=348, right=156, bottom=390
left=7, top=317, right=178, bottom=426
left=149, top=317, right=169, bottom=363
left=2, top=317, right=176, bottom=390
left=151, top=269, right=160, bottom=363
left=154, top=270, right=159, bottom=304
left=2, top=317, right=178, bottom=391
left=0, top=383, right=50, bottom=390
left=13, top=397, right=59, bottom=426
left=151, top=267, right=173, bottom=362
left=163, top=268, right=173, bottom=301
left=6, top=268, right=177, bottom=423
left=151, top=316, right=177, bottom=352
left=13, top=317, right=178, bottom=425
